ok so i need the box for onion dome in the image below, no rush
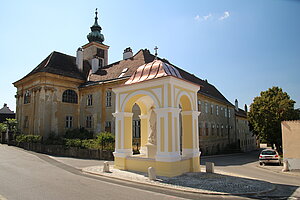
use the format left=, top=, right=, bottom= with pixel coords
left=125, top=60, right=182, bottom=85
left=87, top=8, right=105, bottom=43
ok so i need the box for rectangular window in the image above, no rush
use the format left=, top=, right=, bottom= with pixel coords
left=106, top=91, right=112, bottom=107
left=86, top=116, right=92, bottom=128
left=211, top=124, right=214, bottom=135
left=24, top=91, right=31, bottom=104
left=87, top=94, right=93, bottom=106
left=197, top=100, right=201, bottom=112
left=199, top=122, right=202, bottom=136
left=66, top=116, right=73, bottom=128
left=225, top=108, right=227, bottom=117
left=105, top=121, right=111, bottom=133
left=24, top=116, right=29, bottom=128
left=205, top=123, right=209, bottom=136
left=211, top=104, right=213, bottom=114
left=216, top=124, right=219, bottom=136
left=228, top=109, right=231, bottom=118
left=216, top=105, right=219, bottom=115
left=205, top=103, right=208, bottom=113
left=133, top=120, right=141, bottom=138
left=221, top=125, right=224, bottom=136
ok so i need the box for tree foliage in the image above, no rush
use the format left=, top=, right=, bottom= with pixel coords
left=248, top=87, right=299, bottom=152
left=5, top=118, right=17, bottom=133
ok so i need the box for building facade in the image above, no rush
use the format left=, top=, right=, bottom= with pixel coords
left=13, top=10, right=257, bottom=155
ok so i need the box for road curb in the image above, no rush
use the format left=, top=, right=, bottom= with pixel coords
left=257, top=165, right=300, bottom=177
left=82, top=167, right=277, bottom=196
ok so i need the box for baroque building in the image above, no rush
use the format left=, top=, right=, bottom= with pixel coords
left=13, top=10, right=257, bottom=155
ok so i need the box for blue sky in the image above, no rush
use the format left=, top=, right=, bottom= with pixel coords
left=1, top=0, right=299, bottom=111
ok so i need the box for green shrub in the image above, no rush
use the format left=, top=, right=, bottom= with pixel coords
left=65, top=127, right=93, bottom=140
left=81, top=139, right=99, bottom=149
left=5, top=118, right=17, bottom=133
left=44, top=132, right=65, bottom=145
left=96, top=132, right=115, bottom=150
left=0, top=123, right=7, bottom=133
left=65, top=138, right=82, bottom=148
left=16, top=134, right=42, bottom=143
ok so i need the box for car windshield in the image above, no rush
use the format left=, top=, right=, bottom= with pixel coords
left=261, top=150, right=276, bottom=155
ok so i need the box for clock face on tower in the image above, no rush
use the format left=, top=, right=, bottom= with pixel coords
left=97, top=48, right=105, bottom=59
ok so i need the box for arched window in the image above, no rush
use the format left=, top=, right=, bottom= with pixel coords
left=62, top=90, right=78, bottom=104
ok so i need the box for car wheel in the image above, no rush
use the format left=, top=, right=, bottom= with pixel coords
left=259, top=162, right=263, bottom=166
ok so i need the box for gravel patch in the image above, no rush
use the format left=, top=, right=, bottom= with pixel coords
left=83, top=165, right=275, bottom=195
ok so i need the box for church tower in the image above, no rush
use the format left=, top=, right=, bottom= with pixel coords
left=82, top=9, right=109, bottom=73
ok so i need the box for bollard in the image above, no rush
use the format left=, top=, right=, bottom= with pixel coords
left=103, top=161, right=110, bottom=172
left=148, top=167, right=156, bottom=180
left=282, top=160, right=289, bottom=172
left=206, top=162, right=214, bottom=173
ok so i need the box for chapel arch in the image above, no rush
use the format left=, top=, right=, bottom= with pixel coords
left=118, top=93, right=158, bottom=158
left=178, top=93, right=197, bottom=158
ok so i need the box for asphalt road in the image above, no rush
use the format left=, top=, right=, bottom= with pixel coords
left=201, top=150, right=300, bottom=199
left=0, top=145, right=252, bottom=200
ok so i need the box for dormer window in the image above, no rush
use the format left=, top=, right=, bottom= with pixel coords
left=118, top=68, right=128, bottom=78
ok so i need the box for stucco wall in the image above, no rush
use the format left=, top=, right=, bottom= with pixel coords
left=282, top=120, right=300, bottom=170
left=282, top=120, right=300, bottom=159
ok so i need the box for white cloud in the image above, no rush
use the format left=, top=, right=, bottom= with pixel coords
left=219, top=11, right=230, bottom=20
left=194, top=13, right=212, bottom=22
left=194, top=15, right=201, bottom=21
left=203, top=13, right=212, bottom=20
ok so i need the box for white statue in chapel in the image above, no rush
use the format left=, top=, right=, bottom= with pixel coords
left=148, top=107, right=157, bottom=145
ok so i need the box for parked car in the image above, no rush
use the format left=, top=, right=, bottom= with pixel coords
left=259, top=149, right=281, bottom=165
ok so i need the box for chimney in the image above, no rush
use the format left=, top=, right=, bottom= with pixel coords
left=235, top=99, right=239, bottom=111
left=76, top=47, right=83, bottom=71
left=91, top=57, right=99, bottom=73
left=123, top=47, right=133, bottom=60
left=244, top=104, right=248, bottom=113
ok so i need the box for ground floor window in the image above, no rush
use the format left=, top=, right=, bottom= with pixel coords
left=105, top=121, right=111, bottom=133
left=66, top=116, right=73, bottom=128
left=132, top=120, right=141, bottom=138
left=86, top=116, right=92, bottom=128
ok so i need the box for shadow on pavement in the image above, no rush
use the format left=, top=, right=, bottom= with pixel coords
left=201, top=150, right=262, bottom=166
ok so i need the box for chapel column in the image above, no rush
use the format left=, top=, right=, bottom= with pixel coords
left=154, top=108, right=181, bottom=162
left=112, top=112, right=133, bottom=170
left=181, top=110, right=201, bottom=172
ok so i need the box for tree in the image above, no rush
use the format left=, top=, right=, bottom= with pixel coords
left=248, top=87, right=299, bottom=153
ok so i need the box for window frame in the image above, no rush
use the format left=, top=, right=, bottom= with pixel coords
left=87, top=94, right=93, bottom=106
left=65, top=116, right=73, bottom=128
left=106, top=90, right=112, bottom=107
left=86, top=115, right=92, bottom=128
left=62, top=90, right=78, bottom=104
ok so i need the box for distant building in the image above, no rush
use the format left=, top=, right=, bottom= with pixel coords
left=0, top=104, right=15, bottom=123
left=234, top=101, right=257, bottom=152
left=13, top=10, right=257, bottom=155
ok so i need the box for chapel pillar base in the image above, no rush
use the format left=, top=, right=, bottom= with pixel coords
left=114, top=156, right=200, bottom=177
left=145, top=143, right=157, bottom=159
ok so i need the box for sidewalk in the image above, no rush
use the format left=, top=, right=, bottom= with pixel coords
left=257, top=164, right=300, bottom=177
left=49, top=155, right=276, bottom=196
